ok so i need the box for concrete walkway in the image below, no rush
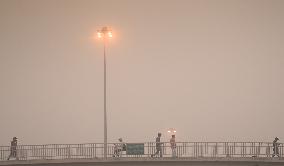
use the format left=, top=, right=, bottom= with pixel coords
left=1, top=157, right=284, bottom=166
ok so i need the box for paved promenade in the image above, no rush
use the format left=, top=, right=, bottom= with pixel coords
left=1, top=157, right=284, bottom=166
left=1, top=141, right=283, bottom=166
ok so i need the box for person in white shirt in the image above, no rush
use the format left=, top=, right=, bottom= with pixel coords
left=113, top=138, right=125, bottom=157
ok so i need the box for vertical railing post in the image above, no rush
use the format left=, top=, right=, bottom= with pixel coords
left=42, top=145, right=45, bottom=160
left=67, top=144, right=71, bottom=159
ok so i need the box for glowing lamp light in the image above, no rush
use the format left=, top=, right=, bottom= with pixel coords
left=97, top=27, right=112, bottom=39
left=108, top=32, right=112, bottom=38
left=167, top=128, right=177, bottom=135
left=97, top=32, right=102, bottom=38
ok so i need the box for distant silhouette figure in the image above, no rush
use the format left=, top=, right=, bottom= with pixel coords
left=272, top=137, right=280, bottom=157
left=170, top=135, right=177, bottom=157
left=151, top=133, right=163, bottom=157
left=7, top=137, right=18, bottom=160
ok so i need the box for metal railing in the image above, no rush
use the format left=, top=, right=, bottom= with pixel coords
left=0, top=142, right=283, bottom=161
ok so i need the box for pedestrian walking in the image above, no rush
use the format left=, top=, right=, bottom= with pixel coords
left=151, top=133, right=163, bottom=157
left=7, top=137, right=18, bottom=160
left=272, top=137, right=280, bottom=157
left=170, top=135, right=177, bottom=157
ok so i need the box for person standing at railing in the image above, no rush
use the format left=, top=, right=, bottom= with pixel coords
left=113, top=138, right=126, bottom=157
left=272, top=137, right=280, bottom=157
left=151, top=133, right=163, bottom=157
left=170, top=135, right=177, bottom=157
left=7, top=137, right=18, bottom=160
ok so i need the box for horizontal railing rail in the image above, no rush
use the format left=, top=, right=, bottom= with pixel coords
left=0, top=142, right=283, bottom=161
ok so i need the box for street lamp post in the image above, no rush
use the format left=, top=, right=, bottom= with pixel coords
left=97, top=27, right=112, bottom=159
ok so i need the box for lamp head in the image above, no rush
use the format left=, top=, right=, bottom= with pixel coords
left=97, top=27, right=112, bottom=39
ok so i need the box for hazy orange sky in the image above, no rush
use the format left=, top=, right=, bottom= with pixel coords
left=0, top=0, right=284, bottom=145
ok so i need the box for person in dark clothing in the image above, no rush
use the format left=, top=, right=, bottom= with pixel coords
left=151, top=133, right=163, bottom=157
left=272, top=137, right=280, bottom=157
left=7, top=137, right=18, bottom=160
left=170, top=135, right=177, bottom=157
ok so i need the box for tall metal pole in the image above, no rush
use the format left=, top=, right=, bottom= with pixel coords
left=103, top=39, right=107, bottom=159
left=98, top=26, right=111, bottom=159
